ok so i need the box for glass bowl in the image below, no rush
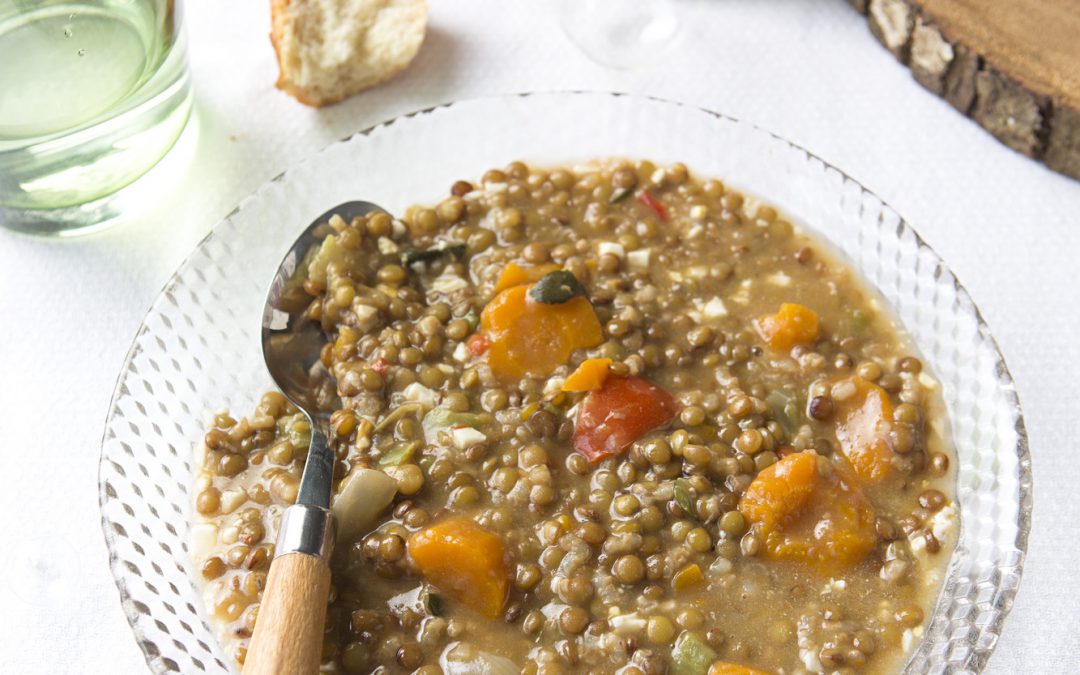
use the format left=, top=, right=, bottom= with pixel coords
left=98, top=92, right=1031, bottom=674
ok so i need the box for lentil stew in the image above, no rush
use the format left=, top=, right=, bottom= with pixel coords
left=190, top=160, right=957, bottom=674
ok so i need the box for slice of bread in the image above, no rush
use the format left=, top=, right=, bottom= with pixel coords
left=271, top=0, right=427, bottom=107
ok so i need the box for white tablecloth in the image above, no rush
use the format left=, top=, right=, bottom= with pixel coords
left=2, top=1, right=1076, bottom=672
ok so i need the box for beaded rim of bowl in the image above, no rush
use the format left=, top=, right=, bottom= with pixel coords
left=98, top=91, right=1031, bottom=674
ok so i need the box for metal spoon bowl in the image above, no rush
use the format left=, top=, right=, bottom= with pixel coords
left=261, top=200, right=384, bottom=506
left=244, top=200, right=387, bottom=675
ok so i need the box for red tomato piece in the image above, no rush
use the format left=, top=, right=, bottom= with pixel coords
left=371, top=357, right=389, bottom=375
left=467, top=333, right=490, bottom=356
left=637, top=190, right=668, bottom=223
left=573, top=376, right=679, bottom=462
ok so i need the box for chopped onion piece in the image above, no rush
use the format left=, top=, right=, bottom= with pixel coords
left=331, top=468, right=397, bottom=543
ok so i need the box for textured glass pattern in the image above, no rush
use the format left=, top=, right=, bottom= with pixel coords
left=98, top=92, right=1031, bottom=674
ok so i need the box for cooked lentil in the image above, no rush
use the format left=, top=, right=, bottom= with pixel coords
left=190, top=160, right=957, bottom=674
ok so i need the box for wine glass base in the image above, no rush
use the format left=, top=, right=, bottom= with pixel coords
left=560, top=0, right=682, bottom=70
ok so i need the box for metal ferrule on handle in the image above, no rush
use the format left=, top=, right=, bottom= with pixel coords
left=276, top=503, right=335, bottom=560
left=244, top=505, right=334, bottom=674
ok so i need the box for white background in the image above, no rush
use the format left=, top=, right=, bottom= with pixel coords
left=1, top=0, right=1076, bottom=672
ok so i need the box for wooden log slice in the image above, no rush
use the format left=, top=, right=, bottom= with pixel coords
left=853, top=0, right=1080, bottom=180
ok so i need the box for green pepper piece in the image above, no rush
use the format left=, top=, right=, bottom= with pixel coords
left=609, top=186, right=633, bottom=204
left=671, top=631, right=718, bottom=675
left=402, top=243, right=468, bottom=267
left=378, top=440, right=421, bottom=468
left=402, top=248, right=444, bottom=266
left=767, top=389, right=800, bottom=436
left=528, top=270, right=588, bottom=304
left=851, top=309, right=870, bottom=338
left=673, top=478, right=697, bottom=519
left=421, top=408, right=482, bottom=444
left=277, top=413, right=312, bottom=454
left=463, top=309, right=480, bottom=331
left=541, top=401, right=563, bottom=417
left=425, top=590, right=444, bottom=616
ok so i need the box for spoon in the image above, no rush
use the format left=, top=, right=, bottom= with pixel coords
left=244, top=201, right=386, bottom=675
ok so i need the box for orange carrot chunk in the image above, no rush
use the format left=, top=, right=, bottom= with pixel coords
left=671, top=563, right=705, bottom=592
left=739, top=452, right=877, bottom=570
left=562, top=358, right=613, bottom=392
left=754, top=303, right=820, bottom=351
left=833, top=376, right=897, bottom=483
left=494, top=262, right=561, bottom=293
left=479, top=283, right=603, bottom=382
left=407, top=517, right=509, bottom=619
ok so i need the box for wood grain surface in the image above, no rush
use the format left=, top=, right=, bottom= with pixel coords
left=242, top=553, right=331, bottom=675
left=851, top=0, right=1080, bottom=180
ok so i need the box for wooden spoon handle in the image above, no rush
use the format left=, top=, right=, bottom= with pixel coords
left=243, top=503, right=334, bottom=674
left=242, top=551, right=331, bottom=675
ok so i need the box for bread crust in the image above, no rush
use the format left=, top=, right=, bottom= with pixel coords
left=270, top=0, right=428, bottom=108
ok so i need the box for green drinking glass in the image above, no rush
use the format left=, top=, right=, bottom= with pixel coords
left=0, top=0, right=193, bottom=235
